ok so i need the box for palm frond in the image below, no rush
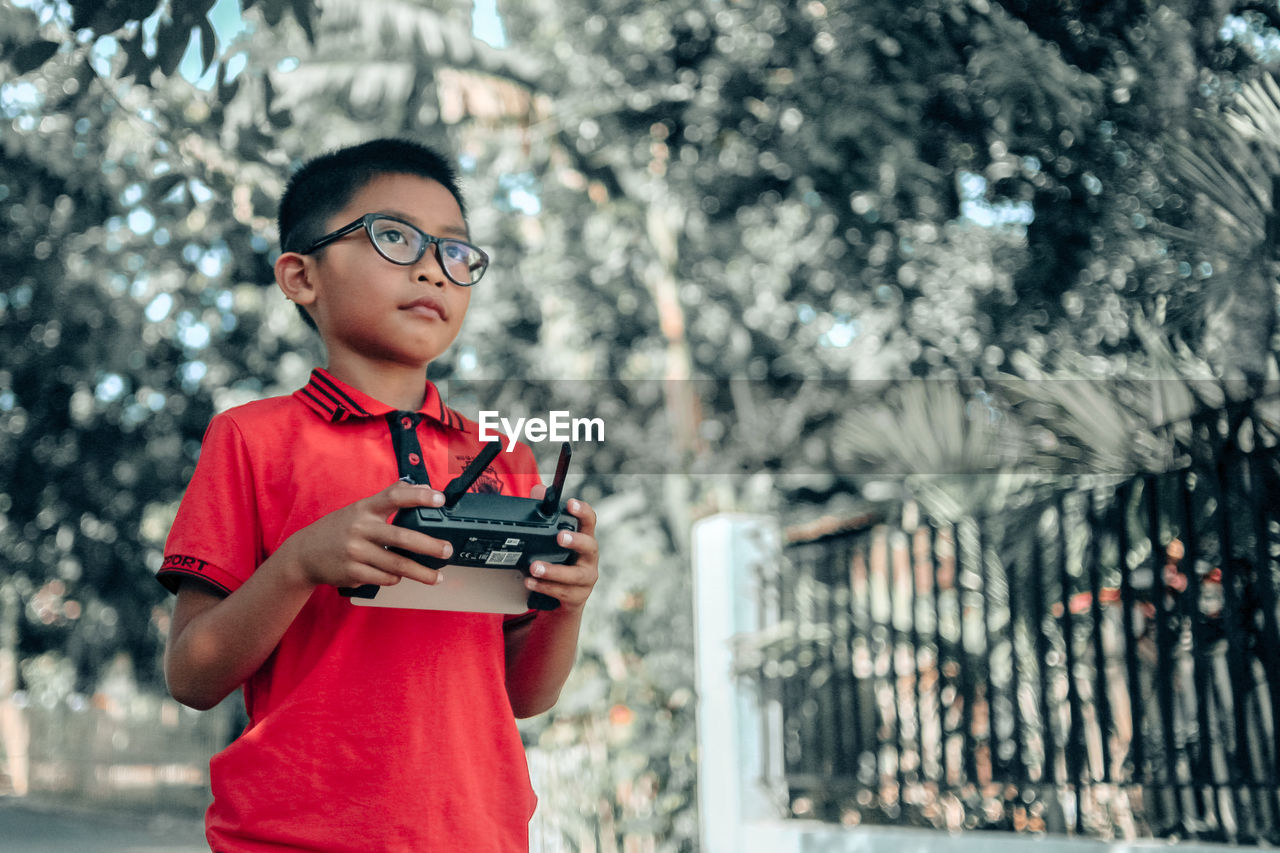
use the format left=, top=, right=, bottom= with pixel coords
left=831, top=381, right=1022, bottom=479
left=1166, top=73, right=1280, bottom=250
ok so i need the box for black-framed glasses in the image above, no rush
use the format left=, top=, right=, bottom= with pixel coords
left=300, top=213, right=490, bottom=286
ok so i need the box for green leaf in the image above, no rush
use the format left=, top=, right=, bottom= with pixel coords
left=149, top=173, right=186, bottom=203
left=235, top=124, right=274, bottom=162
left=118, top=31, right=152, bottom=81
left=70, top=2, right=127, bottom=33
left=71, top=0, right=159, bottom=34
left=68, top=0, right=99, bottom=30
left=154, top=19, right=191, bottom=78
left=9, top=40, right=61, bottom=75
left=199, top=17, right=217, bottom=74
left=290, top=0, right=317, bottom=44
left=215, top=60, right=241, bottom=104
left=259, top=0, right=285, bottom=27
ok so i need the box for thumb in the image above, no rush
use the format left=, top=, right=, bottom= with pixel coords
left=366, top=480, right=446, bottom=515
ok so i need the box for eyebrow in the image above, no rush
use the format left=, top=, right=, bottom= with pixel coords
left=378, top=209, right=470, bottom=240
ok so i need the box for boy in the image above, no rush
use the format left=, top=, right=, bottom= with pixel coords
left=159, top=138, right=599, bottom=852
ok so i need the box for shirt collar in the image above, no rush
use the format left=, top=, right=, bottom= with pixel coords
left=295, top=368, right=468, bottom=431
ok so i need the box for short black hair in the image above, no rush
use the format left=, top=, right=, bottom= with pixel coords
left=279, top=137, right=467, bottom=255
left=277, top=138, right=468, bottom=329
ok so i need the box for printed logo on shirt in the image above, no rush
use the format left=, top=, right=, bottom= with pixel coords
left=161, top=554, right=211, bottom=573
left=454, top=453, right=504, bottom=494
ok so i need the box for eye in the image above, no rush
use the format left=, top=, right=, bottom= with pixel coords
left=441, top=241, right=471, bottom=262
left=375, top=224, right=412, bottom=244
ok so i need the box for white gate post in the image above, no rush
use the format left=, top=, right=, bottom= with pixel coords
left=692, top=513, right=787, bottom=853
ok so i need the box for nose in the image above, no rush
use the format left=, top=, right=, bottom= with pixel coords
left=413, top=243, right=448, bottom=287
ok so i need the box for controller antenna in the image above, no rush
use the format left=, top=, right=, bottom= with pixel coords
left=442, top=440, right=503, bottom=507
left=538, top=443, right=572, bottom=517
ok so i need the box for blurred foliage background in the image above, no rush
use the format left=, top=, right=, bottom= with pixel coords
left=2, top=0, right=1280, bottom=848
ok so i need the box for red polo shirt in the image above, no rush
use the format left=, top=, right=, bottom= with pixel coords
left=160, top=369, right=541, bottom=852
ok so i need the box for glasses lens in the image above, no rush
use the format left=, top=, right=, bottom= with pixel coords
left=439, top=240, right=488, bottom=285
left=369, top=218, right=424, bottom=264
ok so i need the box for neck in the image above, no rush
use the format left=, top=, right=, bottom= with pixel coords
left=324, top=356, right=429, bottom=411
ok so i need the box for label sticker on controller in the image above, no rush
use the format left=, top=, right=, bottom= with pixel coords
left=462, top=534, right=526, bottom=567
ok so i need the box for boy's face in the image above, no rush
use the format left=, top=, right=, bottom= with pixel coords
left=293, top=173, right=474, bottom=371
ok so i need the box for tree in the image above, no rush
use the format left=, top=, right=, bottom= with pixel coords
left=0, top=0, right=314, bottom=692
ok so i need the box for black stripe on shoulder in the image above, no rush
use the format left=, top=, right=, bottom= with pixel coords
left=311, top=371, right=370, bottom=416
left=447, top=407, right=469, bottom=431
left=299, top=386, right=348, bottom=422
left=305, top=379, right=343, bottom=411
left=300, top=386, right=330, bottom=410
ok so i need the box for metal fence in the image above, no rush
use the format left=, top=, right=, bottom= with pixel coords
left=745, top=408, right=1280, bottom=844
left=6, top=690, right=232, bottom=813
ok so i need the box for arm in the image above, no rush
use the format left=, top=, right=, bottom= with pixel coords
left=164, top=481, right=454, bottom=710
left=504, top=496, right=599, bottom=718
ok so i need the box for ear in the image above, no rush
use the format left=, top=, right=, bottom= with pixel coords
left=275, top=251, right=317, bottom=308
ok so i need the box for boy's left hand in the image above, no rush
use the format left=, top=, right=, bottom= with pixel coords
left=525, top=489, right=598, bottom=613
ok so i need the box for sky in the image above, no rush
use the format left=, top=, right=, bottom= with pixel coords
left=179, top=0, right=507, bottom=86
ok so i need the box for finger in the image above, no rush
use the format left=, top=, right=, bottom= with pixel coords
left=383, top=555, right=444, bottom=586
left=360, top=541, right=444, bottom=586
left=530, top=483, right=547, bottom=500
left=524, top=575, right=589, bottom=608
left=338, top=528, right=447, bottom=584
left=564, top=498, right=597, bottom=535
left=554, top=528, right=598, bottom=564
left=378, top=525, right=455, bottom=563
left=346, top=570, right=404, bottom=588
left=331, top=547, right=408, bottom=587
left=529, top=560, right=597, bottom=587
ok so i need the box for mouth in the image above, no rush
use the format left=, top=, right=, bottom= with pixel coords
left=401, top=296, right=447, bottom=321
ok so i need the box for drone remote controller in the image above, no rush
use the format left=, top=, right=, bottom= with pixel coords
left=340, top=441, right=576, bottom=611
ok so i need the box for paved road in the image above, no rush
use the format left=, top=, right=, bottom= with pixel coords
left=0, top=799, right=209, bottom=852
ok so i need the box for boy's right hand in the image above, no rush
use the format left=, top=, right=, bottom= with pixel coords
left=279, top=481, right=453, bottom=590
